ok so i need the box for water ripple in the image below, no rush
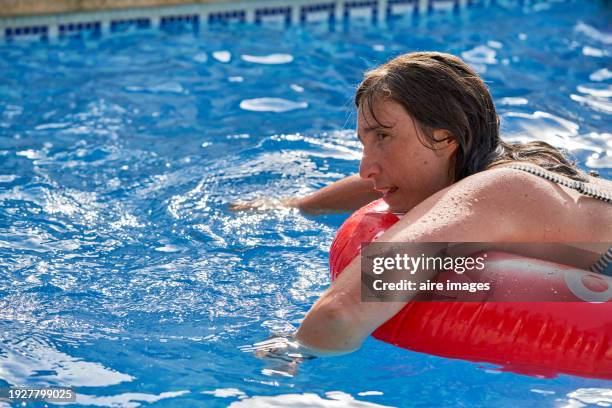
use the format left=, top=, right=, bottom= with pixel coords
left=0, top=335, right=133, bottom=387
left=240, top=98, right=309, bottom=113
left=241, top=53, right=294, bottom=64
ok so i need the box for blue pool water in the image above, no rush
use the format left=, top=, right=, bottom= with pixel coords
left=1, top=0, right=611, bottom=406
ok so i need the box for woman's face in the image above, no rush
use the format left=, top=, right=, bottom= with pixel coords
left=357, top=98, right=457, bottom=213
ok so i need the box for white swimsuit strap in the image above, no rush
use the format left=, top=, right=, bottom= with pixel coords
left=507, top=164, right=612, bottom=204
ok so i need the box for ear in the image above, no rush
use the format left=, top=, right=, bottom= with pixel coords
left=432, top=129, right=458, bottom=156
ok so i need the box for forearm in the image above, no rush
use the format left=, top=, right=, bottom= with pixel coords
left=294, top=293, right=366, bottom=353
left=295, top=252, right=390, bottom=352
left=295, top=243, right=445, bottom=353
left=293, top=174, right=382, bottom=214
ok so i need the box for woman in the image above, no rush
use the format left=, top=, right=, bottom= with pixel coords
left=234, top=52, right=612, bottom=355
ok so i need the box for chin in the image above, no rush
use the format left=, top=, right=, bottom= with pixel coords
left=382, top=195, right=409, bottom=214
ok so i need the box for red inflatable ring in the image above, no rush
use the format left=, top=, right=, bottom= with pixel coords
left=330, top=199, right=612, bottom=379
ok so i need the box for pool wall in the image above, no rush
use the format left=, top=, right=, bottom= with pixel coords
left=0, top=0, right=221, bottom=17
left=0, top=0, right=495, bottom=42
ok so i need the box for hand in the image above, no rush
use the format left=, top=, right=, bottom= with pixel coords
left=240, top=336, right=316, bottom=378
left=240, top=336, right=315, bottom=363
left=228, top=197, right=298, bottom=212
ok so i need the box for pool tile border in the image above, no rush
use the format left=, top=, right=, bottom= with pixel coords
left=0, top=0, right=549, bottom=42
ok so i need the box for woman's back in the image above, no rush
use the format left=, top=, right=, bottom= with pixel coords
left=492, top=163, right=612, bottom=242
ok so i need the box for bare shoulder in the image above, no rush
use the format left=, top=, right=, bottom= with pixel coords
left=391, top=167, right=547, bottom=241
left=453, top=165, right=572, bottom=203
left=402, top=167, right=612, bottom=242
left=393, top=166, right=610, bottom=242
left=455, top=165, right=610, bottom=203
left=452, top=166, right=543, bottom=194
left=447, top=166, right=612, bottom=241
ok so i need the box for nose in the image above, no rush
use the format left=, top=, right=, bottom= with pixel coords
left=359, top=150, right=381, bottom=180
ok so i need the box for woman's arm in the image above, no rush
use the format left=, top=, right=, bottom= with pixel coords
left=295, top=168, right=547, bottom=352
left=294, top=174, right=382, bottom=214
left=230, top=174, right=382, bottom=214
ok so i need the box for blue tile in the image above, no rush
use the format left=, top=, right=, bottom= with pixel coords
left=58, top=21, right=101, bottom=39
left=300, top=3, right=336, bottom=24
left=255, top=6, right=291, bottom=25
left=429, top=0, right=461, bottom=13
left=110, top=17, right=151, bottom=32
left=4, top=24, right=48, bottom=41
left=344, top=0, right=378, bottom=22
left=160, top=14, right=200, bottom=32
left=208, top=10, right=246, bottom=24
left=386, top=0, right=417, bottom=17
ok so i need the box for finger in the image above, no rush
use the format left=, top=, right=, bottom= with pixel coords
left=229, top=202, right=253, bottom=212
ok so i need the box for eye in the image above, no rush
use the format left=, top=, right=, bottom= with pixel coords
left=376, top=132, right=389, bottom=142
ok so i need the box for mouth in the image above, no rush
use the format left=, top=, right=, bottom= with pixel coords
left=376, top=186, right=399, bottom=198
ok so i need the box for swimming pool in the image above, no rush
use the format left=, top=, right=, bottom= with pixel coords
left=0, top=0, right=611, bottom=406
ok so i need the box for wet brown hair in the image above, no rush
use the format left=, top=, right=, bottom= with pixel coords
left=354, top=51, right=588, bottom=181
